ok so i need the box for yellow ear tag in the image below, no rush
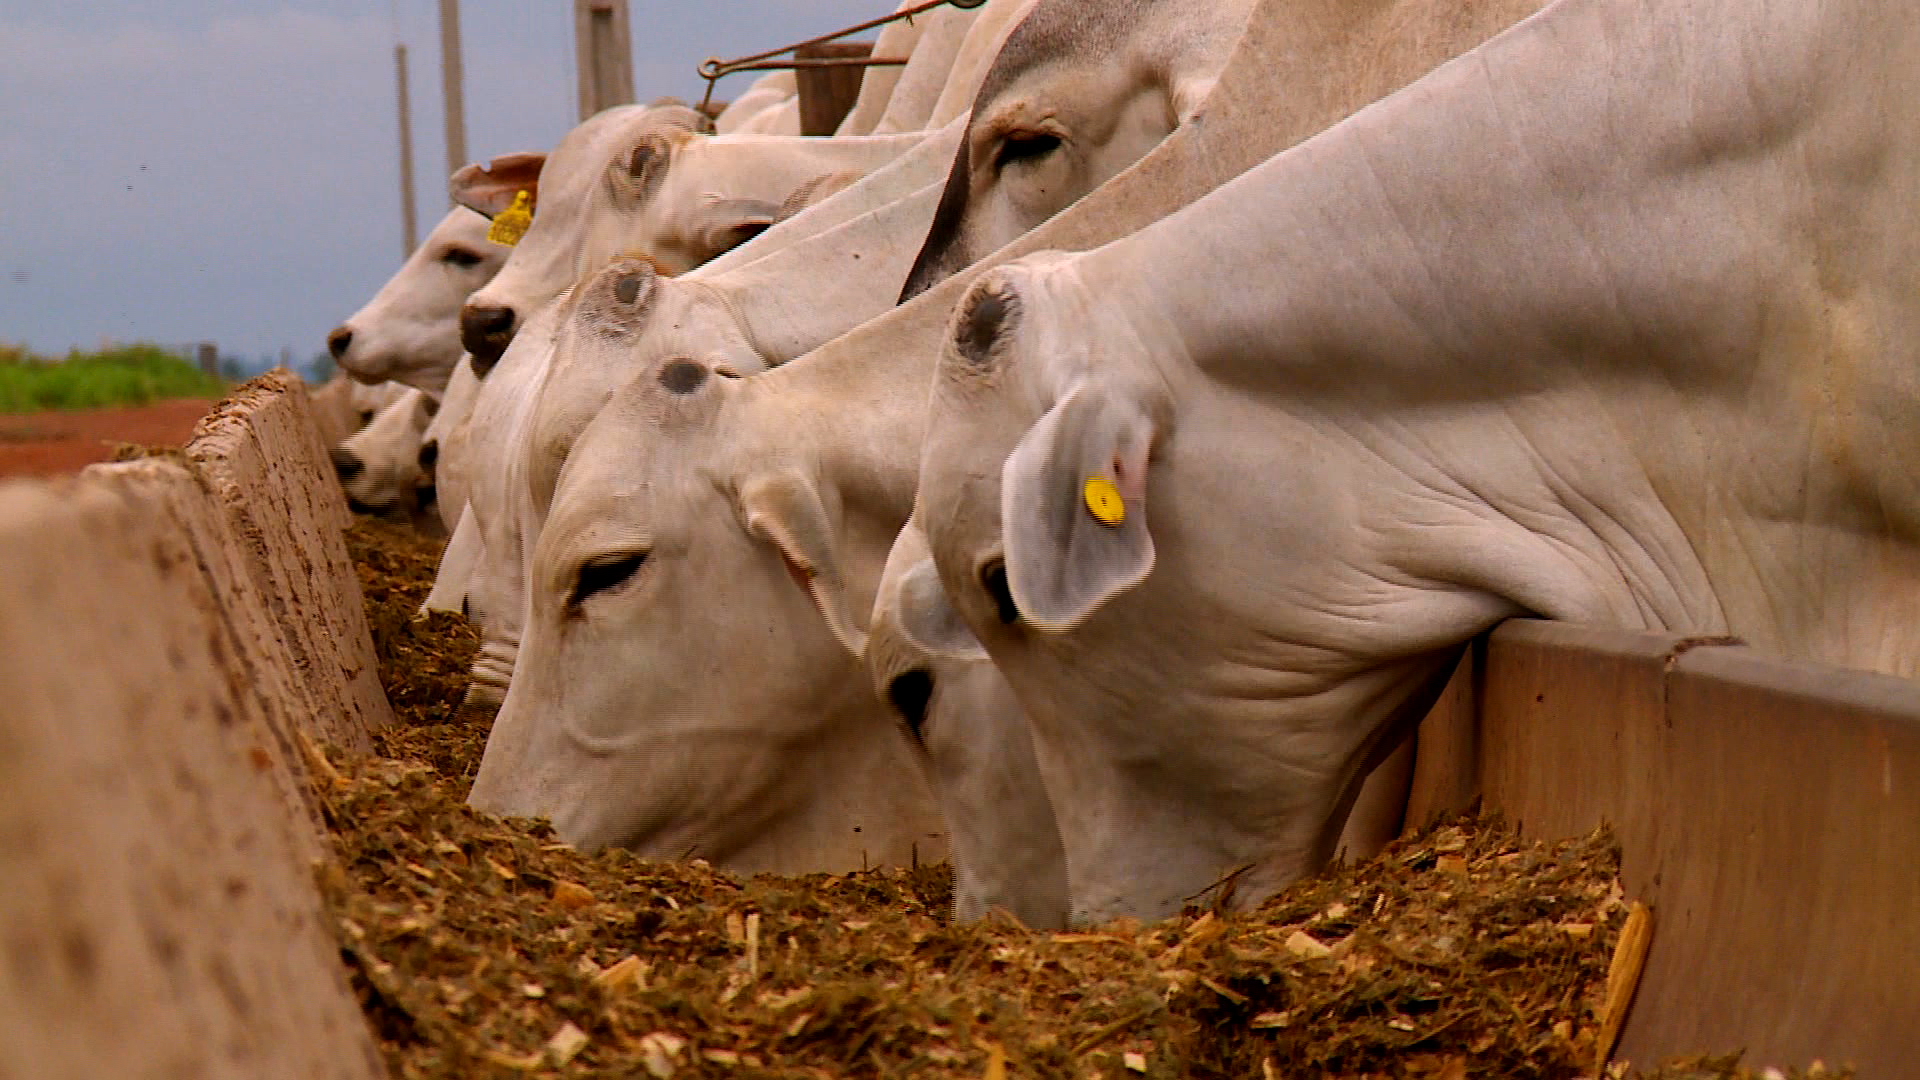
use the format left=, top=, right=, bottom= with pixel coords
left=487, top=190, right=534, bottom=247
left=1084, top=475, right=1126, bottom=526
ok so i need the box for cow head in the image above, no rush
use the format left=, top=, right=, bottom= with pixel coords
left=899, top=0, right=1251, bottom=299
left=331, top=387, right=440, bottom=530
left=908, top=257, right=1503, bottom=923
left=526, top=257, right=767, bottom=523
left=329, top=206, right=507, bottom=393
left=453, top=104, right=709, bottom=374
left=468, top=354, right=942, bottom=872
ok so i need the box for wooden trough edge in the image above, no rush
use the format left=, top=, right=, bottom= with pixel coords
left=0, top=371, right=389, bottom=1079
left=1405, top=619, right=1920, bottom=1074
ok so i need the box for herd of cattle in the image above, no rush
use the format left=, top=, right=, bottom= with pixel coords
left=316, top=0, right=1920, bottom=929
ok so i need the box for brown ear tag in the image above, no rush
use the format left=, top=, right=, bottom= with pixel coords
left=1083, top=476, right=1125, bottom=526
left=487, top=190, right=534, bottom=246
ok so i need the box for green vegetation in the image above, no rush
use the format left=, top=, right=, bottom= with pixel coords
left=0, top=342, right=229, bottom=413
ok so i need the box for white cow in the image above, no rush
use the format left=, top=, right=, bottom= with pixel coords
left=898, top=0, right=1254, bottom=298
left=731, top=97, right=803, bottom=136
left=901, top=0, right=1920, bottom=923
left=831, top=0, right=930, bottom=137
left=865, top=0, right=994, bottom=134
left=713, top=71, right=797, bottom=134
left=307, top=373, right=405, bottom=450
left=453, top=114, right=926, bottom=369
left=324, top=198, right=512, bottom=522
left=331, top=387, right=440, bottom=530
left=441, top=102, right=705, bottom=373
left=461, top=175, right=961, bottom=802
left=473, top=0, right=1527, bottom=907
left=325, top=206, right=507, bottom=394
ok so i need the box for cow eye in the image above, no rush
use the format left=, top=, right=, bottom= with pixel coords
left=980, top=559, right=1020, bottom=624
left=995, top=131, right=1062, bottom=170
left=568, top=552, right=648, bottom=608
left=440, top=247, right=484, bottom=268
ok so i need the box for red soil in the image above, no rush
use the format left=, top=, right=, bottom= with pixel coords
left=0, top=399, right=214, bottom=479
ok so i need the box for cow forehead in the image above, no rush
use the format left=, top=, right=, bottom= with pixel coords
left=970, top=0, right=1158, bottom=113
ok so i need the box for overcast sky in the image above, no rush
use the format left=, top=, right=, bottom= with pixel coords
left=0, top=1, right=884, bottom=360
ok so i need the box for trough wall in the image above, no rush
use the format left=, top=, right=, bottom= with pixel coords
left=1405, top=620, right=1920, bottom=1075
left=0, top=373, right=388, bottom=1079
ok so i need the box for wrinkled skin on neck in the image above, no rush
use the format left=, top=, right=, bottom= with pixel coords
left=470, top=361, right=945, bottom=872
left=332, top=207, right=505, bottom=392
left=912, top=0, right=1920, bottom=922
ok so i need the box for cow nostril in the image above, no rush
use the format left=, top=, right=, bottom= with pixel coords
left=326, top=327, right=353, bottom=359
left=981, top=560, right=1019, bottom=625
left=460, top=305, right=518, bottom=372
left=887, top=669, right=934, bottom=745
left=329, top=447, right=365, bottom=482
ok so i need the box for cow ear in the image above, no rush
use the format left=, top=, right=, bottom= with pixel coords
left=738, top=471, right=866, bottom=656
left=1001, top=382, right=1156, bottom=631
left=693, top=198, right=783, bottom=260
left=893, top=556, right=989, bottom=661
left=623, top=133, right=675, bottom=200
left=450, top=151, right=546, bottom=218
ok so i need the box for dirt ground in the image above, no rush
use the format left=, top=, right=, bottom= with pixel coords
left=330, top=517, right=1851, bottom=1080
left=0, top=398, right=214, bottom=478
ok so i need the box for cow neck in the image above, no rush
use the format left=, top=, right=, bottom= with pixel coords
left=1099, top=0, right=1859, bottom=404
left=1084, top=0, right=1920, bottom=674
left=692, top=130, right=930, bottom=202
left=718, top=182, right=947, bottom=367
left=740, top=288, right=953, bottom=526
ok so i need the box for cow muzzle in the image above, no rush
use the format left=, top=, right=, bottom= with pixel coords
left=460, top=304, right=517, bottom=375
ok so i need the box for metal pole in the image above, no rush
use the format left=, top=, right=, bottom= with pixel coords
left=574, top=0, right=634, bottom=122
left=439, top=0, right=468, bottom=190
left=394, top=43, right=419, bottom=257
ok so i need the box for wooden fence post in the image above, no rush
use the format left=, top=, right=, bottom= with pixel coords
left=794, top=41, right=874, bottom=136
left=575, top=0, right=635, bottom=121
